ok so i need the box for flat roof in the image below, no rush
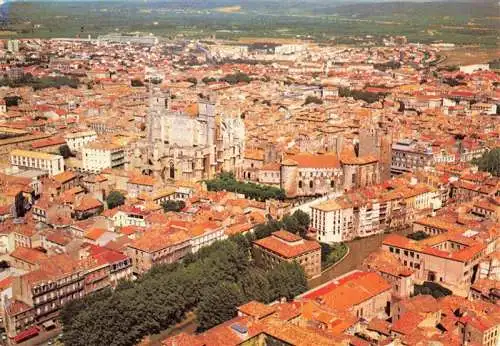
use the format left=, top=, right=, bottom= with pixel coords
left=10, top=149, right=63, bottom=161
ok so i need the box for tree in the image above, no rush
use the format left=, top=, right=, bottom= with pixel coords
left=407, top=231, right=430, bottom=241
left=106, top=191, right=125, bottom=209
left=267, top=262, right=308, bottom=300
left=473, top=148, right=500, bottom=176
left=197, top=281, right=245, bottom=331
left=131, top=79, right=144, bottom=87
left=339, top=87, right=384, bottom=104
left=238, top=269, right=272, bottom=303
left=161, top=200, right=186, bottom=212
left=202, top=77, right=217, bottom=84
left=186, top=77, right=197, bottom=85
left=293, top=210, right=310, bottom=235
left=4, top=95, right=21, bottom=107
left=14, top=191, right=27, bottom=218
left=220, top=72, right=251, bottom=85
left=59, top=144, right=73, bottom=159
left=282, top=210, right=310, bottom=238
left=205, top=173, right=285, bottom=201
left=304, top=95, right=323, bottom=105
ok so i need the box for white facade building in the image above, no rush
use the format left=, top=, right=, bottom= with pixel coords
left=64, top=131, right=98, bottom=152
left=311, top=200, right=354, bottom=243
left=190, top=225, right=225, bottom=253
left=10, top=149, right=64, bottom=176
left=82, top=142, right=126, bottom=173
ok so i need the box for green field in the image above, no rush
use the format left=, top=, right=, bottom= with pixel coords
left=0, top=1, right=498, bottom=46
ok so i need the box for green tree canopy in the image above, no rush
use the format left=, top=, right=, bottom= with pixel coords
left=473, top=148, right=500, bottom=176
left=197, top=281, right=245, bottom=331
left=106, top=191, right=125, bottom=209
left=161, top=200, right=186, bottom=212
left=304, top=95, right=323, bottom=105
left=59, top=144, right=73, bottom=159
left=267, top=262, right=308, bottom=300
left=205, top=172, right=286, bottom=201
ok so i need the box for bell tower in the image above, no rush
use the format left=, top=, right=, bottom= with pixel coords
left=146, top=81, right=168, bottom=161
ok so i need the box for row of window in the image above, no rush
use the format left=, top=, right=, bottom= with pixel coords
left=389, top=246, right=420, bottom=260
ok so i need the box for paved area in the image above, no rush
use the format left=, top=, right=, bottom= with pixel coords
left=14, top=327, right=61, bottom=346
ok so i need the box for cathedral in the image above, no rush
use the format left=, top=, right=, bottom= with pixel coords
left=131, top=84, right=245, bottom=182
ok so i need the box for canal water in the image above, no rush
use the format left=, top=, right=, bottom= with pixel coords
left=309, top=232, right=394, bottom=288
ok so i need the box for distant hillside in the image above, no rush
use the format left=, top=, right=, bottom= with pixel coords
left=0, top=0, right=497, bottom=46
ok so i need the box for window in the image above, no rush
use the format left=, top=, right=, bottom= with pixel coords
left=298, top=181, right=303, bottom=189
left=309, top=181, right=313, bottom=189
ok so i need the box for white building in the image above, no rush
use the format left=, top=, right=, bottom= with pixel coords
left=64, top=131, right=97, bottom=152
left=82, top=142, right=126, bottom=173
left=311, top=199, right=354, bottom=243
left=10, top=149, right=64, bottom=176
left=190, top=224, right=225, bottom=253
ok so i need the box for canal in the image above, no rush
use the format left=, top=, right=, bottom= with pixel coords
left=309, top=229, right=409, bottom=288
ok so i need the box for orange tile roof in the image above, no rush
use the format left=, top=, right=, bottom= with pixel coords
left=237, top=301, right=277, bottom=320
left=53, top=170, right=77, bottom=184
left=363, top=249, right=413, bottom=277
left=254, top=232, right=320, bottom=259
left=286, top=152, right=340, bottom=169
left=75, top=195, right=103, bottom=211
left=129, top=229, right=190, bottom=253
left=273, top=230, right=302, bottom=242
left=321, top=272, right=391, bottom=311
left=128, top=174, right=157, bottom=186
left=10, top=247, right=48, bottom=265
left=392, top=311, right=425, bottom=335
left=84, top=227, right=107, bottom=241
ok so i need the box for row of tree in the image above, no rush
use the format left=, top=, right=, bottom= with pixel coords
left=205, top=172, right=286, bottom=201
left=373, top=61, right=401, bottom=71
left=339, top=87, right=386, bottom=104
left=60, top=238, right=307, bottom=346
left=0, top=73, right=80, bottom=90
left=201, top=72, right=252, bottom=85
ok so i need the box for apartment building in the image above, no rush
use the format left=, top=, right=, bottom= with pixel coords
left=253, top=230, right=321, bottom=279
left=185, top=222, right=226, bottom=253
left=10, top=149, right=64, bottom=176
left=298, top=270, right=392, bottom=322
left=311, top=176, right=440, bottom=243
left=391, top=139, right=434, bottom=175
left=82, top=142, right=126, bottom=173
left=126, top=229, right=191, bottom=275
left=382, top=232, right=486, bottom=293
left=5, top=255, right=85, bottom=338
left=311, top=199, right=354, bottom=243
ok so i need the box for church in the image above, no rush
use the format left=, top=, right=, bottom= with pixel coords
left=130, top=84, right=245, bottom=182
